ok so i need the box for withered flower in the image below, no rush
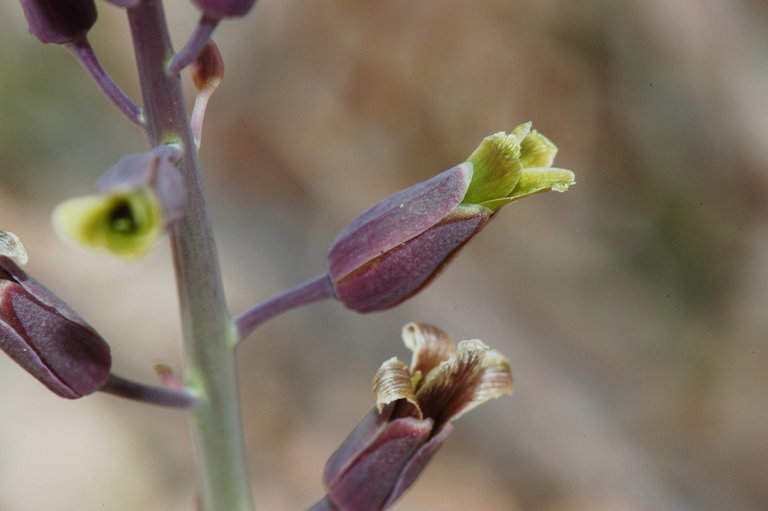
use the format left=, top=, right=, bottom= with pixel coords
left=312, top=323, right=514, bottom=511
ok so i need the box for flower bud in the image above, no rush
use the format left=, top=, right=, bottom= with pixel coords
left=191, top=0, right=257, bottom=19
left=52, top=146, right=185, bottom=259
left=190, top=39, right=224, bottom=92
left=312, top=323, right=513, bottom=511
left=20, top=0, right=97, bottom=45
left=0, top=236, right=111, bottom=399
left=190, top=40, right=225, bottom=146
left=327, top=123, right=575, bottom=313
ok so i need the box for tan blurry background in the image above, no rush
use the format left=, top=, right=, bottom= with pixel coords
left=1, top=0, right=767, bottom=510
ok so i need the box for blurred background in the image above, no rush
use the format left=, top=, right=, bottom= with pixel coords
left=1, top=0, right=767, bottom=510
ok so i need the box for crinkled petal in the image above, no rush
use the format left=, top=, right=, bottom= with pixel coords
left=416, top=339, right=489, bottom=428
left=374, top=357, right=421, bottom=418
left=401, top=322, right=455, bottom=378
left=0, top=231, right=28, bottom=265
left=451, top=348, right=513, bottom=422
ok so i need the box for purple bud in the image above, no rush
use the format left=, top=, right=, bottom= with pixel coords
left=0, top=257, right=111, bottom=398
left=191, top=0, right=257, bottom=19
left=20, top=0, right=97, bottom=45
left=327, top=164, right=492, bottom=313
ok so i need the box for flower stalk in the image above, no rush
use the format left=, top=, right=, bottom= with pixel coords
left=100, top=373, right=197, bottom=409
left=235, top=273, right=335, bottom=343
left=66, top=37, right=145, bottom=129
left=126, top=2, right=254, bottom=510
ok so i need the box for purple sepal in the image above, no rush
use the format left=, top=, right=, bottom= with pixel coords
left=20, top=0, right=97, bottom=45
left=192, top=0, right=257, bottom=18
left=328, top=163, right=472, bottom=282
left=323, top=407, right=394, bottom=488
left=0, top=257, right=111, bottom=398
left=324, top=412, right=434, bottom=511
left=96, top=147, right=186, bottom=225
left=383, top=423, right=453, bottom=509
left=333, top=206, right=490, bottom=312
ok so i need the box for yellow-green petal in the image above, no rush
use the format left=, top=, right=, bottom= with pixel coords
left=52, top=189, right=164, bottom=259
left=462, top=124, right=531, bottom=205
left=479, top=167, right=575, bottom=211
left=520, top=129, right=558, bottom=168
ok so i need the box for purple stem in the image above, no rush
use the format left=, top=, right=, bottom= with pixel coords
left=235, top=274, right=336, bottom=343
left=167, top=14, right=221, bottom=76
left=100, top=373, right=197, bottom=409
left=66, top=37, right=145, bottom=129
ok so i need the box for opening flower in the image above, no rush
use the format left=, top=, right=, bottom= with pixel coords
left=52, top=146, right=185, bottom=259
left=328, top=123, right=575, bottom=313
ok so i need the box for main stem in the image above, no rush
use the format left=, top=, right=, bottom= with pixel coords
left=127, top=2, right=254, bottom=510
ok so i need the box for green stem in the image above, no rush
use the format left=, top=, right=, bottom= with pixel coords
left=126, top=2, right=254, bottom=510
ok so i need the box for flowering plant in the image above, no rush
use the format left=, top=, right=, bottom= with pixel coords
left=5, top=1, right=574, bottom=510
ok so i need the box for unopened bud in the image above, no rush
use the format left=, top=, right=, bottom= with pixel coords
left=0, top=239, right=111, bottom=399
left=191, top=39, right=224, bottom=92
left=190, top=40, right=224, bottom=146
left=20, top=0, right=97, bottom=45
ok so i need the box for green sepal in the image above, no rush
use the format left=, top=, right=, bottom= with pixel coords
left=52, top=189, right=164, bottom=259
left=478, top=167, right=575, bottom=212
